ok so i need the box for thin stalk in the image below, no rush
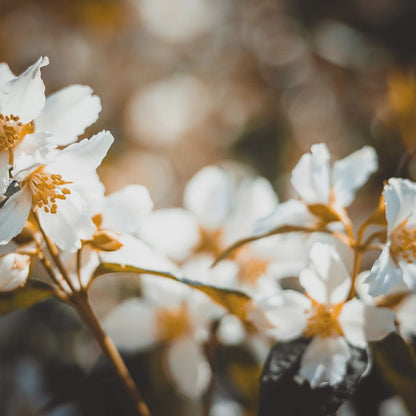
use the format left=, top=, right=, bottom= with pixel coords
left=76, top=248, right=83, bottom=290
left=202, top=333, right=217, bottom=416
left=32, top=211, right=77, bottom=293
left=71, top=292, right=151, bottom=416
left=32, top=210, right=151, bottom=415
left=37, top=251, right=68, bottom=297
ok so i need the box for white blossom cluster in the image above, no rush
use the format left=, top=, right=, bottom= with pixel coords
left=1, top=57, right=415, bottom=404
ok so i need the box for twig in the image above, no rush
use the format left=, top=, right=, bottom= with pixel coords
left=71, top=292, right=151, bottom=416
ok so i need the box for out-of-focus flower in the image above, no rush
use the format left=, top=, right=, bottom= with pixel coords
left=365, top=178, right=416, bottom=295
left=126, top=75, right=211, bottom=146
left=95, top=184, right=177, bottom=273
left=140, top=165, right=286, bottom=293
left=98, top=184, right=153, bottom=236
left=357, top=271, right=416, bottom=342
left=137, top=0, right=224, bottom=43
left=254, top=243, right=395, bottom=388
left=379, top=396, right=410, bottom=416
left=103, top=277, right=221, bottom=398
left=0, top=252, right=30, bottom=291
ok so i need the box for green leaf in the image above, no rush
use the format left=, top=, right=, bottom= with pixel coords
left=93, top=263, right=254, bottom=321
left=0, top=279, right=55, bottom=315
left=371, top=333, right=416, bottom=414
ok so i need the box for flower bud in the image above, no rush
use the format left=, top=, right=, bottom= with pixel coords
left=0, top=253, right=31, bottom=291
left=87, top=230, right=123, bottom=252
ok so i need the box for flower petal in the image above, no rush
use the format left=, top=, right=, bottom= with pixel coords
left=396, top=295, right=416, bottom=340
left=365, top=245, right=406, bottom=296
left=290, top=143, right=331, bottom=204
left=101, top=185, right=154, bottom=235
left=384, top=178, right=416, bottom=234
left=0, top=152, right=10, bottom=194
left=184, top=166, right=233, bottom=229
left=300, top=336, right=351, bottom=388
left=100, top=234, right=176, bottom=273
left=165, top=335, right=211, bottom=398
left=0, top=186, right=31, bottom=245
left=181, top=255, right=239, bottom=289
left=69, top=172, right=105, bottom=217
left=332, top=146, right=378, bottom=207
left=254, top=199, right=316, bottom=235
left=140, top=274, right=190, bottom=307
left=339, top=299, right=395, bottom=348
left=139, top=208, right=200, bottom=262
left=216, top=315, right=246, bottom=345
left=223, top=176, right=278, bottom=242
left=14, top=132, right=55, bottom=168
left=398, top=261, right=416, bottom=292
left=299, top=242, right=351, bottom=305
left=257, top=290, right=310, bottom=341
left=38, top=190, right=95, bottom=252
left=0, top=63, right=14, bottom=86
left=103, top=298, right=159, bottom=351
left=35, top=85, right=101, bottom=145
left=0, top=57, right=49, bottom=123
left=47, top=130, right=114, bottom=181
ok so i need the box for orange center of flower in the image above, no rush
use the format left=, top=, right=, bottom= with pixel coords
left=25, top=167, right=71, bottom=214
left=236, top=248, right=269, bottom=285
left=390, top=221, right=416, bottom=264
left=0, top=114, right=34, bottom=152
left=195, top=227, right=224, bottom=257
left=156, top=304, right=191, bottom=341
left=303, top=301, right=343, bottom=338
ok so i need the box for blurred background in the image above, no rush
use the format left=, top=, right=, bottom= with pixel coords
left=3, top=0, right=416, bottom=205
left=1, top=0, right=416, bottom=414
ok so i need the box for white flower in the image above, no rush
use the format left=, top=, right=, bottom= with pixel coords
left=0, top=131, right=113, bottom=251
left=291, top=143, right=377, bottom=210
left=0, top=57, right=48, bottom=126
left=140, top=165, right=282, bottom=289
left=184, top=165, right=278, bottom=244
left=253, top=144, right=377, bottom=246
left=103, top=277, right=220, bottom=398
left=357, top=271, right=416, bottom=342
left=255, top=243, right=395, bottom=388
left=365, top=178, right=416, bottom=295
left=0, top=57, right=101, bottom=156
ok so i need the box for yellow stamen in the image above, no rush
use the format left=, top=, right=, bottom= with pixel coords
left=303, top=300, right=343, bottom=338
left=156, top=304, right=191, bottom=341
left=0, top=114, right=34, bottom=152
left=390, top=221, right=416, bottom=264
left=25, top=167, right=72, bottom=214
left=195, top=227, right=224, bottom=258
left=236, top=248, right=269, bottom=285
